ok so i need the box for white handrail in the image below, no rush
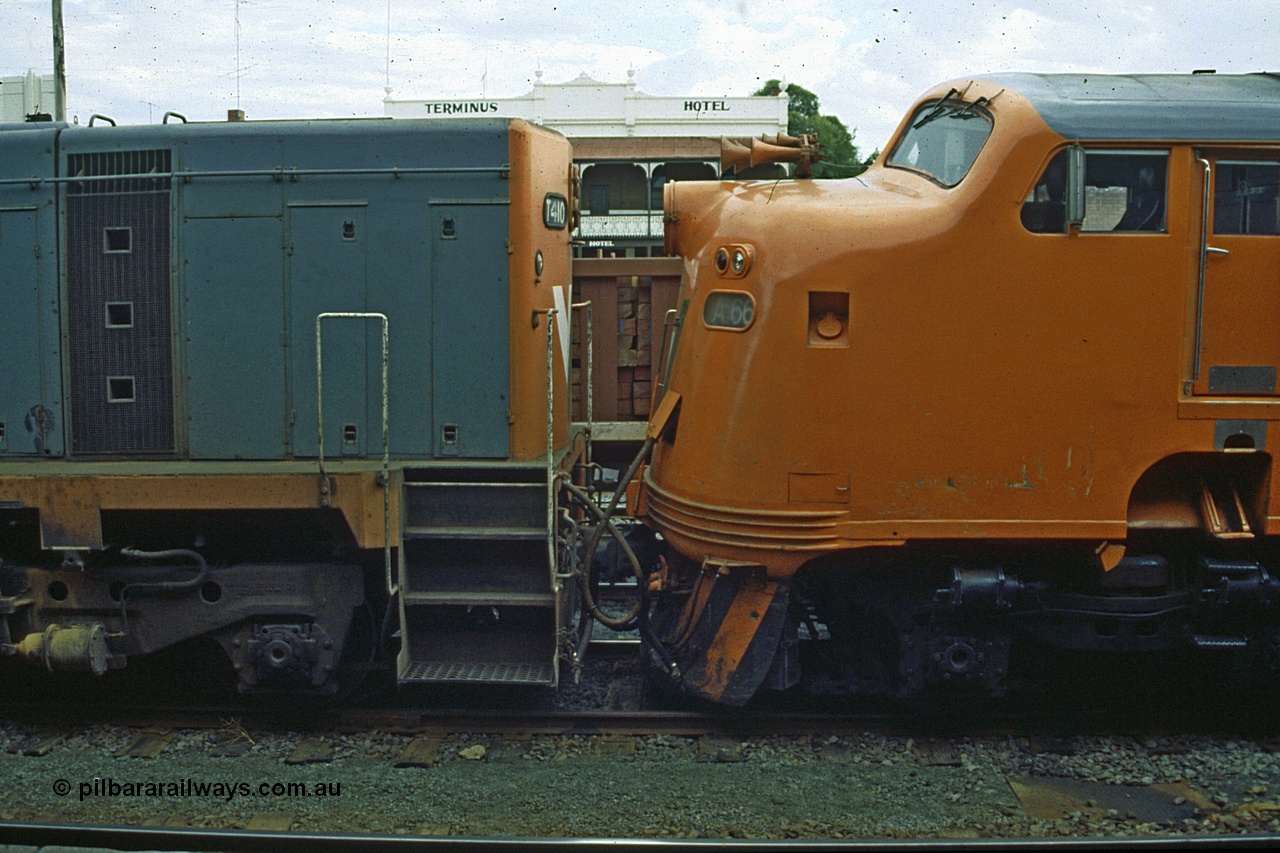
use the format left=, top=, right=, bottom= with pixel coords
left=572, top=300, right=593, bottom=461
left=316, top=311, right=394, bottom=596
left=543, top=308, right=558, bottom=592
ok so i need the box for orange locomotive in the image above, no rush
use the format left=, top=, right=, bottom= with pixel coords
left=631, top=73, right=1280, bottom=705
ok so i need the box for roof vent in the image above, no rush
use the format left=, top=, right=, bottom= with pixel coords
left=1192, top=69, right=1217, bottom=75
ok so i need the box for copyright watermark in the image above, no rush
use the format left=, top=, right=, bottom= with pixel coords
left=54, top=777, right=341, bottom=802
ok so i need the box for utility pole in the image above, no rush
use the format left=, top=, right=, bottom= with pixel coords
left=52, top=0, right=67, bottom=121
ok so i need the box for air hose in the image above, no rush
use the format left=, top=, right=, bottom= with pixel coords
left=571, top=436, right=680, bottom=678
left=560, top=478, right=643, bottom=630
left=116, top=547, right=208, bottom=636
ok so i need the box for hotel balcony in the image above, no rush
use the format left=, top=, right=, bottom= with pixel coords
left=576, top=210, right=664, bottom=240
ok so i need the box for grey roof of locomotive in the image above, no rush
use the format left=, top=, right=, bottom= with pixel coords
left=983, top=72, right=1280, bottom=142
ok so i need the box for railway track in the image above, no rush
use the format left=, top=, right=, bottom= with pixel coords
left=0, top=691, right=1143, bottom=745
left=0, top=820, right=1277, bottom=852
left=3, top=634, right=1280, bottom=845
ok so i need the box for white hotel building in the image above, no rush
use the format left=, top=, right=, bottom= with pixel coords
left=385, top=70, right=790, bottom=256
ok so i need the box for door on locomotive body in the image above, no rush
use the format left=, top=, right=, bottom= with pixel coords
left=184, top=216, right=287, bottom=459
left=0, top=206, right=61, bottom=456
left=288, top=203, right=370, bottom=458
left=1190, top=151, right=1280, bottom=406
left=430, top=202, right=510, bottom=460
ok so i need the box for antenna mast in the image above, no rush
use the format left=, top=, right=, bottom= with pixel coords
left=52, top=0, right=67, bottom=121
left=235, top=0, right=242, bottom=110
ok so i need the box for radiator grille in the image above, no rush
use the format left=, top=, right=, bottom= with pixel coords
left=66, top=150, right=174, bottom=455
left=66, top=149, right=172, bottom=195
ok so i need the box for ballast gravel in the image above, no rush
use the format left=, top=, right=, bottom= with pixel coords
left=2, top=724, right=1280, bottom=839
left=0, top=659, right=1278, bottom=840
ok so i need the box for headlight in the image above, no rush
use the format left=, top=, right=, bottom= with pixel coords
left=713, top=244, right=754, bottom=279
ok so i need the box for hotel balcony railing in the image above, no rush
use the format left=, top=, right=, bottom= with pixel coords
left=575, top=210, right=662, bottom=239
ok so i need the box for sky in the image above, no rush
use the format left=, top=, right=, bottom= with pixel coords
left=7, top=0, right=1279, bottom=155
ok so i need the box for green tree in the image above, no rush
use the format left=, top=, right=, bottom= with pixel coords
left=753, top=80, right=873, bottom=178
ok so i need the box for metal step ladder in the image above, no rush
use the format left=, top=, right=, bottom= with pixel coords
left=395, top=463, right=561, bottom=685
left=1199, top=476, right=1255, bottom=540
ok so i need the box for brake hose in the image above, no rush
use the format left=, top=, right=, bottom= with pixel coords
left=116, top=547, right=208, bottom=636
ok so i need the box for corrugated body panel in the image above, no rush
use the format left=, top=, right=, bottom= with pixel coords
left=65, top=149, right=174, bottom=455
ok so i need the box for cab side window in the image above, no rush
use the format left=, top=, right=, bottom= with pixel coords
left=1021, top=150, right=1067, bottom=233
left=1088, top=152, right=1167, bottom=232
left=1215, top=162, right=1279, bottom=235
left=1022, top=149, right=1169, bottom=234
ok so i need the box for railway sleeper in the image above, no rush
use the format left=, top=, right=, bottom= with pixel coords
left=0, top=561, right=363, bottom=694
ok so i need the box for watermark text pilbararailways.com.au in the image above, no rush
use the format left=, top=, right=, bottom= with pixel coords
left=52, top=777, right=341, bottom=802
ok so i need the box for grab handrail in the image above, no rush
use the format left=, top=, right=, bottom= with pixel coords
left=316, top=311, right=393, bottom=595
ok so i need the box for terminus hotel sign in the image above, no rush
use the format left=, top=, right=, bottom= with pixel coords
left=421, top=102, right=502, bottom=115
left=386, top=72, right=789, bottom=138
left=417, top=100, right=735, bottom=115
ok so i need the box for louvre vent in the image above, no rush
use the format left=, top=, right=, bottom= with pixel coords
left=66, top=149, right=171, bottom=195
left=66, top=149, right=174, bottom=455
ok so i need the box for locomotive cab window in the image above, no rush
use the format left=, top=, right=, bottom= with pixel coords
left=1023, top=149, right=1168, bottom=233
left=887, top=98, right=993, bottom=187
left=1215, top=161, right=1280, bottom=235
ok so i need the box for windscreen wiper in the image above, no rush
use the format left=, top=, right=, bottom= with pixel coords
left=912, top=82, right=998, bottom=129
left=912, top=87, right=960, bottom=128
left=953, top=89, right=1004, bottom=118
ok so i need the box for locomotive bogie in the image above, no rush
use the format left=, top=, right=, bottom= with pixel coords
left=8, top=560, right=363, bottom=691
left=639, top=73, right=1280, bottom=704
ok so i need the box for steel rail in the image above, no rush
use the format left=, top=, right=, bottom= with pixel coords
left=0, top=819, right=1271, bottom=852
left=0, top=700, right=1114, bottom=740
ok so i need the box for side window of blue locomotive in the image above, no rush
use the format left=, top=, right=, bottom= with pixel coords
left=886, top=101, right=993, bottom=187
